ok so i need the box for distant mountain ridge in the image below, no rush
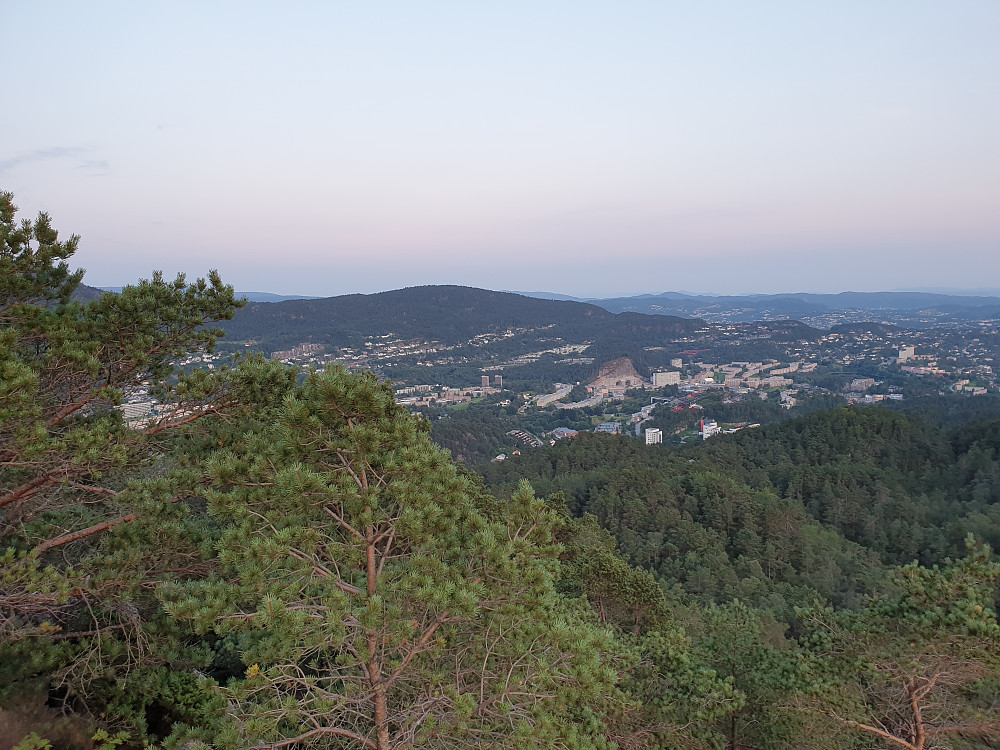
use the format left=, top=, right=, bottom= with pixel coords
left=583, top=290, right=1000, bottom=311
left=77, top=283, right=1000, bottom=332
left=71, top=283, right=108, bottom=302
left=218, top=285, right=700, bottom=354
left=83, top=283, right=1000, bottom=311
left=511, top=289, right=1000, bottom=325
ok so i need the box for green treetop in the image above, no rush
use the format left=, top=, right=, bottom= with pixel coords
left=163, top=367, right=626, bottom=750
left=798, top=537, right=1000, bottom=750
left=0, top=190, right=250, bottom=728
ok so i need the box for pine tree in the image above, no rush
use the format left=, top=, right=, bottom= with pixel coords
left=0, top=190, right=248, bottom=729
left=693, top=601, right=801, bottom=750
left=555, top=512, right=741, bottom=750
left=163, top=367, right=626, bottom=749
left=798, top=537, right=1000, bottom=749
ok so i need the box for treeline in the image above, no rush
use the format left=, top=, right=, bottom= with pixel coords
left=426, top=388, right=844, bottom=468
left=3, top=194, right=1000, bottom=749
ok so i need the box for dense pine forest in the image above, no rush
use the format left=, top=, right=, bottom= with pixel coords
left=3, top=193, right=999, bottom=749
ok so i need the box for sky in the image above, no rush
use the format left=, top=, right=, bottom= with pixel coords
left=2, top=2, right=999, bottom=297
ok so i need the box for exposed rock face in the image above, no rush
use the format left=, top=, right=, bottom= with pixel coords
left=589, top=357, right=646, bottom=390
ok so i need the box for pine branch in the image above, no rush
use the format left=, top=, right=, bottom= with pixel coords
left=34, top=514, right=137, bottom=554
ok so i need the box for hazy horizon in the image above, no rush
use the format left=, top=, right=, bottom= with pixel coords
left=4, top=2, right=999, bottom=297
left=92, top=282, right=1000, bottom=302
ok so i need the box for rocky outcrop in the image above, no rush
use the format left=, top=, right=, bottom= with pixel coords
left=589, top=357, right=646, bottom=390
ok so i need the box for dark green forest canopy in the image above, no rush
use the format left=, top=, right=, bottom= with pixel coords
left=694, top=407, right=1000, bottom=562
left=482, top=407, right=1000, bottom=610
left=481, top=430, right=883, bottom=616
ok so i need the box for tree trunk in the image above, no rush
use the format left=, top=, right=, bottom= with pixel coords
left=366, top=516, right=390, bottom=750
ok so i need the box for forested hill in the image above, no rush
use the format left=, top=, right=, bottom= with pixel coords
left=693, top=407, right=1000, bottom=563
left=481, top=406, right=1000, bottom=612
left=70, top=282, right=108, bottom=302
left=218, top=284, right=701, bottom=351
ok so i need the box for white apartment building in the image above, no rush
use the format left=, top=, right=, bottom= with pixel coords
left=652, top=371, right=681, bottom=387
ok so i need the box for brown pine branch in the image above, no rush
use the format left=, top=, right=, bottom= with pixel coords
left=286, top=547, right=362, bottom=595
left=66, top=481, right=117, bottom=497
left=143, top=398, right=238, bottom=436
left=34, top=514, right=137, bottom=554
left=382, top=614, right=454, bottom=691
left=323, top=504, right=365, bottom=541
left=25, top=491, right=186, bottom=555
left=827, top=710, right=919, bottom=750
left=0, top=475, right=51, bottom=510
left=45, top=396, right=95, bottom=428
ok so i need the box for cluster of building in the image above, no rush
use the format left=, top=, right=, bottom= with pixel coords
left=895, top=346, right=994, bottom=395
left=394, top=382, right=503, bottom=407
left=488, top=342, right=591, bottom=370
left=116, top=392, right=215, bottom=431
left=828, top=376, right=903, bottom=405
left=507, top=429, right=543, bottom=447
left=696, top=419, right=759, bottom=440
left=264, top=333, right=469, bottom=371
left=686, top=360, right=817, bottom=391
left=952, top=380, right=988, bottom=396
left=651, top=371, right=682, bottom=387
left=528, top=357, right=824, bottom=435
left=549, top=427, right=579, bottom=440
left=901, top=364, right=949, bottom=377
left=117, top=380, right=159, bottom=424
left=271, top=342, right=324, bottom=361
left=844, top=393, right=905, bottom=404
left=178, top=352, right=222, bottom=369
left=118, top=400, right=155, bottom=422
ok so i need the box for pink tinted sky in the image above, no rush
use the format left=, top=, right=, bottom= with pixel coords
left=2, top=2, right=998, bottom=297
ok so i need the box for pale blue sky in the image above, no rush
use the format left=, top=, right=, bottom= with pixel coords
left=2, top=2, right=998, bottom=296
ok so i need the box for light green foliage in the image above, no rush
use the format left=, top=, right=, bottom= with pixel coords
left=163, top=368, right=626, bottom=749
left=11, top=733, right=53, bottom=750
left=559, top=514, right=673, bottom=635
left=91, top=728, right=131, bottom=749
left=621, top=627, right=740, bottom=750
left=1, top=187, right=244, bottom=564
left=0, top=194, right=83, bottom=312
left=799, top=537, right=1000, bottom=749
